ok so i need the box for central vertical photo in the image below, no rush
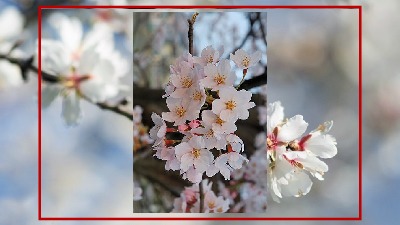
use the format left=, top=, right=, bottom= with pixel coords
left=131, top=11, right=268, bottom=213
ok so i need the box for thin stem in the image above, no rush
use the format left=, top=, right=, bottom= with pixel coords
left=199, top=181, right=204, bottom=213
left=187, top=12, right=204, bottom=213
left=236, top=69, right=248, bottom=89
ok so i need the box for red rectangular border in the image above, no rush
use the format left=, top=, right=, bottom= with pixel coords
left=38, top=5, right=362, bottom=221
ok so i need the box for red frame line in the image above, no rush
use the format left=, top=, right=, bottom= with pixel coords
left=37, top=5, right=362, bottom=221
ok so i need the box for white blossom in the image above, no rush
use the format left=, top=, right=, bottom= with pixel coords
left=39, top=14, right=127, bottom=125
left=175, top=136, right=213, bottom=174
left=230, top=49, right=262, bottom=69
left=212, top=86, right=255, bottom=122
left=162, top=97, right=199, bottom=126
left=193, top=45, right=222, bottom=66
left=149, top=113, right=167, bottom=146
left=201, top=59, right=236, bottom=91
left=201, top=110, right=237, bottom=135
left=266, top=101, right=337, bottom=202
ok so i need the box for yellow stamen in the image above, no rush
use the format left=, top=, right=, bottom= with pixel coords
left=213, top=74, right=225, bottom=85
left=181, top=77, right=193, bottom=88
left=242, top=56, right=250, bottom=67
left=225, top=100, right=236, bottom=110
left=175, top=107, right=186, bottom=117
left=215, top=116, right=224, bottom=126
left=192, top=149, right=201, bottom=158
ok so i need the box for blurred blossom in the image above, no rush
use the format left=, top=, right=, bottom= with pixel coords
left=38, top=13, right=128, bottom=125
left=0, top=7, right=25, bottom=89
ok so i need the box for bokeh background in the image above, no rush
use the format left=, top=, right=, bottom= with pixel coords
left=0, top=0, right=399, bottom=224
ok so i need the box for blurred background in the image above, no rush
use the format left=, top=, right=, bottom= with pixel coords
left=0, top=0, right=399, bottom=224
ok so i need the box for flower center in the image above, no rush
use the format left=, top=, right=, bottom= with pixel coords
left=213, top=74, right=225, bottom=85
left=208, top=201, right=215, bottom=209
left=64, top=73, right=91, bottom=89
left=215, top=116, right=224, bottom=126
left=242, top=56, right=250, bottom=67
left=206, top=55, right=214, bottom=63
left=181, top=77, right=193, bottom=88
left=225, top=100, right=236, bottom=110
left=192, top=90, right=203, bottom=101
left=192, top=148, right=201, bottom=158
left=206, top=129, right=214, bottom=138
left=175, top=106, right=186, bottom=118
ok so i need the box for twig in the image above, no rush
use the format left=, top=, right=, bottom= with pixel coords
left=199, top=181, right=204, bottom=213
left=257, top=13, right=268, bottom=49
left=187, top=12, right=199, bottom=55
left=81, top=95, right=133, bottom=121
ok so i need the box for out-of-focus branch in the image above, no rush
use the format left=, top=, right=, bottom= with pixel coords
left=230, top=12, right=259, bottom=55
left=0, top=54, right=134, bottom=121
left=257, top=12, right=268, bottom=49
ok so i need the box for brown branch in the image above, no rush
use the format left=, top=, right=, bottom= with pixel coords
left=81, top=95, right=133, bottom=121
left=187, top=12, right=198, bottom=55
left=199, top=181, right=204, bottom=213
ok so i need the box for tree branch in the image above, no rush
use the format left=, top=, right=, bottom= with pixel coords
left=187, top=12, right=198, bottom=55
left=199, top=182, right=204, bottom=213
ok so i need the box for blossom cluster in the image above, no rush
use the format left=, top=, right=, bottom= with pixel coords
left=150, top=46, right=261, bottom=185
left=172, top=179, right=230, bottom=213
left=38, top=13, right=128, bottom=125
left=264, top=101, right=338, bottom=202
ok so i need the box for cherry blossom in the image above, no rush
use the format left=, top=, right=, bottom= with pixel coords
left=230, top=49, right=262, bottom=69
left=39, top=13, right=128, bottom=125
left=201, top=59, right=236, bottom=91
left=207, top=152, right=248, bottom=180
left=266, top=101, right=337, bottom=202
left=193, top=45, right=223, bottom=66
left=153, top=143, right=180, bottom=171
left=201, top=110, right=237, bottom=135
left=162, top=97, right=199, bottom=126
left=170, top=61, right=198, bottom=98
left=175, top=136, right=213, bottom=175
left=212, top=86, right=255, bottom=122
left=149, top=113, right=167, bottom=147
